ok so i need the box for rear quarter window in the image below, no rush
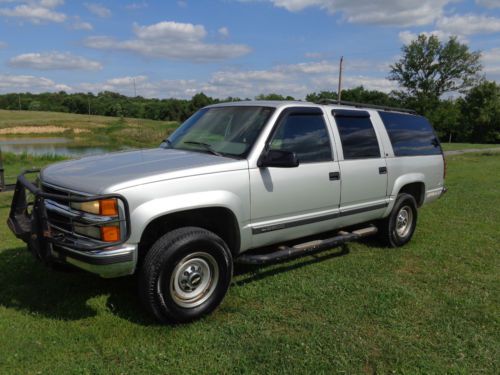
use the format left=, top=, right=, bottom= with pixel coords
left=378, top=112, right=442, bottom=156
left=333, top=110, right=381, bottom=160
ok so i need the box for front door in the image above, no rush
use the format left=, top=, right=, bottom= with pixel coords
left=250, top=107, right=341, bottom=248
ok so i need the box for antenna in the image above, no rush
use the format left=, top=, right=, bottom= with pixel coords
left=337, top=56, right=343, bottom=102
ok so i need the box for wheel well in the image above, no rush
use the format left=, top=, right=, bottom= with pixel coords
left=398, top=182, right=425, bottom=207
left=138, top=207, right=241, bottom=262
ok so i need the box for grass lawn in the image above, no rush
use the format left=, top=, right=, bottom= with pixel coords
left=440, top=142, right=500, bottom=151
left=0, top=109, right=179, bottom=149
left=0, top=153, right=499, bottom=373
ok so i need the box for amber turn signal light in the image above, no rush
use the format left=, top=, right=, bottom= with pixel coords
left=100, top=226, right=120, bottom=242
left=99, top=199, right=118, bottom=216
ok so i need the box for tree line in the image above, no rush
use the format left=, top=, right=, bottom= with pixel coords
left=0, top=35, right=498, bottom=143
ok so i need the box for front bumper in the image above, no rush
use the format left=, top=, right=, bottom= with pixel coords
left=7, top=169, right=137, bottom=278
left=52, top=243, right=137, bottom=278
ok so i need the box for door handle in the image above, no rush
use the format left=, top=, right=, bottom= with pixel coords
left=329, top=172, right=340, bottom=181
left=379, top=166, right=387, bottom=174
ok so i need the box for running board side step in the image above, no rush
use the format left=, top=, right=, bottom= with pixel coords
left=236, top=225, right=378, bottom=265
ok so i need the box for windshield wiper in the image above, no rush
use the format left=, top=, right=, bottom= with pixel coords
left=183, top=141, right=224, bottom=157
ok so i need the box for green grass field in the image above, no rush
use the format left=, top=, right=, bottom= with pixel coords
left=440, top=143, right=500, bottom=151
left=0, top=151, right=498, bottom=374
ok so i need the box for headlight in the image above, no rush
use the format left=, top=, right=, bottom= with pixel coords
left=71, top=198, right=118, bottom=216
left=71, top=198, right=122, bottom=242
left=74, top=223, right=101, bottom=240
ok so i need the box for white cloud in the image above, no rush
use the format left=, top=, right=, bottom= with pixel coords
left=476, top=0, right=500, bottom=8
left=79, top=75, right=148, bottom=93
left=309, top=73, right=398, bottom=93
left=218, top=26, right=229, bottom=37
left=210, top=69, right=288, bottom=85
left=0, top=74, right=71, bottom=93
left=9, top=52, right=102, bottom=70
left=0, top=41, right=7, bottom=48
left=84, top=2, right=111, bottom=18
left=437, top=14, right=500, bottom=36
left=39, top=0, right=64, bottom=7
left=72, top=16, right=93, bottom=30
left=482, top=48, right=500, bottom=78
left=342, top=76, right=398, bottom=92
left=305, top=52, right=326, bottom=59
left=134, top=21, right=205, bottom=40
left=125, top=2, right=148, bottom=10
left=398, top=30, right=466, bottom=45
left=280, top=60, right=337, bottom=74
left=0, top=0, right=66, bottom=23
left=264, top=0, right=452, bottom=27
left=84, top=21, right=251, bottom=62
left=74, top=56, right=396, bottom=99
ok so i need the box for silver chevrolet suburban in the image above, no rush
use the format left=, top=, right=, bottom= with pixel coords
left=8, top=100, right=446, bottom=323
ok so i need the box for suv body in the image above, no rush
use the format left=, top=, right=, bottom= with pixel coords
left=8, top=101, right=446, bottom=322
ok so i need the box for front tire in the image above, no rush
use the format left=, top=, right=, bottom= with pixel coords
left=378, top=193, right=418, bottom=247
left=139, top=227, right=233, bottom=323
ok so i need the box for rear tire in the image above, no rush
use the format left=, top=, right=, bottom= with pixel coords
left=139, top=227, right=233, bottom=324
left=378, top=193, right=418, bottom=247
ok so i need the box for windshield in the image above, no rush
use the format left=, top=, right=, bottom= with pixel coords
left=162, top=106, right=275, bottom=158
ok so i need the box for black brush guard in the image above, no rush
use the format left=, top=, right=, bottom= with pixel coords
left=7, top=169, right=131, bottom=263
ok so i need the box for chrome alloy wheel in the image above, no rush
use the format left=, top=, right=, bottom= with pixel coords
left=395, top=205, right=413, bottom=237
left=169, top=252, right=219, bottom=308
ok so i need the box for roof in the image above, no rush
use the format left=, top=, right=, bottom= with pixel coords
left=206, top=100, right=417, bottom=115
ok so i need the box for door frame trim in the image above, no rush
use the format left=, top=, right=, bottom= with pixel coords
left=251, top=202, right=388, bottom=234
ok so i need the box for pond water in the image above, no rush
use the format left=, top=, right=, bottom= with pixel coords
left=0, top=137, right=114, bottom=157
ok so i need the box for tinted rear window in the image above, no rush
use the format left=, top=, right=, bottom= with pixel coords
left=378, top=112, right=442, bottom=156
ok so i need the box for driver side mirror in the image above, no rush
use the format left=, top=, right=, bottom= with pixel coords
left=258, top=149, right=299, bottom=168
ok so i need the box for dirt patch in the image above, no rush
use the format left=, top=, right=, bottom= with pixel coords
left=73, top=128, right=90, bottom=134
left=0, top=126, right=92, bottom=135
left=0, top=126, right=68, bottom=135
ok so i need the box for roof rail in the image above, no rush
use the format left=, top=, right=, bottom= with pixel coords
left=316, top=99, right=417, bottom=115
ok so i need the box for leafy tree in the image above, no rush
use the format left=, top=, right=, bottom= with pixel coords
left=305, top=91, right=337, bottom=103
left=306, top=87, right=401, bottom=107
left=460, top=81, right=500, bottom=143
left=389, top=34, right=482, bottom=113
left=427, top=99, right=462, bottom=143
left=342, top=86, right=401, bottom=107
left=190, top=92, right=214, bottom=113
left=255, top=93, right=295, bottom=101
left=28, top=100, right=41, bottom=111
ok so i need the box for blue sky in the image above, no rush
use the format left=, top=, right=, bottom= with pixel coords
left=0, top=0, right=499, bottom=99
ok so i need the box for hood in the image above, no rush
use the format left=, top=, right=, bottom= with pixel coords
left=41, top=148, right=246, bottom=194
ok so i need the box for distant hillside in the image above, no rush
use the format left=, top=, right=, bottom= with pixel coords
left=0, top=110, right=179, bottom=148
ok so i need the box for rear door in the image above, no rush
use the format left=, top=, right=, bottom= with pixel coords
left=331, top=109, right=388, bottom=221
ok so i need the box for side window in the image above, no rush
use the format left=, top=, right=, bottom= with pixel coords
left=334, top=111, right=381, bottom=159
left=270, top=113, right=332, bottom=163
left=378, top=112, right=442, bottom=156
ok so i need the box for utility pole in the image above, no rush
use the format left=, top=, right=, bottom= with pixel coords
left=18, top=94, right=21, bottom=111
left=133, top=78, right=137, bottom=97
left=88, top=95, right=91, bottom=115
left=337, top=56, right=344, bottom=103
